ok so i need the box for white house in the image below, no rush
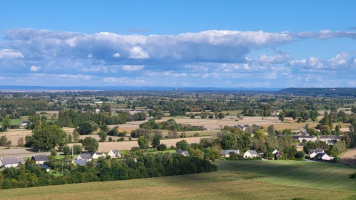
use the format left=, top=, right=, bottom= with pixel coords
left=20, top=121, right=30, bottom=127
left=220, top=150, right=239, bottom=157
left=272, top=149, right=278, bottom=155
left=32, top=155, right=49, bottom=164
left=76, top=153, right=93, bottom=161
left=309, top=152, right=317, bottom=159
left=316, top=153, right=334, bottom=161
left=108, top=149, right=121, bottom=158
left=0, top=157, right=25, bottom=168
left=244, top=150, right=259, bottom=158
left=92, top=152, right=106, bottom=159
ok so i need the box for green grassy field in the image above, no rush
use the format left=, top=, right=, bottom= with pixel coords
left=1, top=160, right=356, bottom=200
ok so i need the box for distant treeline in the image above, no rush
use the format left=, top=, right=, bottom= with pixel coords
left=55, top=109, right=146, bottom=127
left=0, top=153, right=217, bottom=189
left=279, top=88, right=356, bottom=97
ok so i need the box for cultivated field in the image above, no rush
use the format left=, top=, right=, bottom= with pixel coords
left=68, top=137, right=207, bottom=152
left=341, top=148, right=356, bottom=165
left=157, top=116, right=293, bottom=131
left=1, top=160, right=355, bottom=200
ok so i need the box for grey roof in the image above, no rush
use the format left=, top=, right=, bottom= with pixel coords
left=320, top=135, right=342, bottom=139
left=111, top=149, right=119, bottom=154
left=1, top=157, right=25, bottom=165
left=220, top=150, right=239, bottom=155
left=74, top=159, right=88, bottom=166
left=316, top=153, right=325, bottom=158
left=78, top=153, right=93, bottom=160
left=33, top=155, right=49, bottom=162
left=176, top=149, right=190, bottom=156
left=309, top=149, right=324, bottom=154
left=246, top=150, right=259, bottom=155
left=37, top=164, right=50, bottom=170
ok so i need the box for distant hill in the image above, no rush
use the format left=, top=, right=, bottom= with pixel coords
left=279, top=88, right=356, bottom=97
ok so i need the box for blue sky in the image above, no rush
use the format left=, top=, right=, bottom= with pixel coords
left=1, top=0, right=356, bottom=88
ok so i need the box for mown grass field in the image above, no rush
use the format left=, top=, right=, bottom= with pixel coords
left=1, top=160, right=356, bottom=200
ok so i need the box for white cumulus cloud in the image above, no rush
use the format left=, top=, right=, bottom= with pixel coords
left=122, top=65, right=144, bottom=71
left=30, top=65, right=41, bottom=71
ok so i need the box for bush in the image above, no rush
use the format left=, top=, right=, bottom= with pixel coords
left=117, top=137, right=125, bottom=142
left=50, top=148, right=57, bottom=156
left=10, top=125, right=20, bottom=129
left=349, top=173, right=356, bottom=179
left=194, top=133, right=200, bottom=137
left=73, top=145, right=82, bottom=154
left=131, top=147, right=140, bottom=151
left=118, top=131, right=127, bottom=137
left=108, top=137, right=113, bottom=142
left=157, top=144, right=167, bottom=151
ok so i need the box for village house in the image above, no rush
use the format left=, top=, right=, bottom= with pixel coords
left=74, top=159, right=88, bottom=166
left=76, top=153, right=93, bottom=161
left=20, top=121, right=30, bottom=127
left=92, top=152, right=106, bottom=159
left=108, top=149, right=121, bottom=158
left=319, top=135, right=342, bottom=145
left=176, top=149, right=190, bottom=157
left=220, top=150, right=240, bottom=157
left=244, top=150, right=259, bottom=158
left=0, top=157, right=25, bottom=168
left=316, top=153, right=334, bottom=161
left=36, top=164, right=50, bottom=172
left=309, top=149, right=324, bottom=154
left=292, top=135, right=317, bottom=143
left=32, top=155, right=49, bottom=164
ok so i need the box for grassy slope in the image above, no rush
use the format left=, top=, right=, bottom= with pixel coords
left=1, top=160, right=356, bottom=200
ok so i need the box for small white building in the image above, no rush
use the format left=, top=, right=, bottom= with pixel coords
left=244, top=150, right=259, bottom=158
left=108, top=149, right=121, bottom=158
left=95, top=108, right=100, bottom=114
left=220, top=150, right=239, bottom=157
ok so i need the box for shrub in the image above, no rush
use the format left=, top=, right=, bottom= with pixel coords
left=50, top=148, right=57, bottom=156
left=194, top=133, right=200, bottom=137
left=157, top=144, right=167, bottom=151
left=10, top=125, right=20, bottom=129
left=108, top=137, right=113, bottom=142
left=73, top=145, right=82, bottom=154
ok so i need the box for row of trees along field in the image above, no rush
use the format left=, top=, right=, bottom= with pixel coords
left=0, top=153, right=217, bottom=189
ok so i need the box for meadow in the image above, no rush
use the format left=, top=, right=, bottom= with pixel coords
left=1, top=160, right=355, bottom=200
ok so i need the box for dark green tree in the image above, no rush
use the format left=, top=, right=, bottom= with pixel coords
left=82, top=137, right=99, bottom=152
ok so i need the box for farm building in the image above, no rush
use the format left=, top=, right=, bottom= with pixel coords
left=244, top=150, right=259, bottom=158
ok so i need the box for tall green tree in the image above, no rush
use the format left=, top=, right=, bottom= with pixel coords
left=2, top=118, right=11, bottom=131
left=267, top=125, right=275, bottom=136
left=221, top=133, right=237, bottom=150
left=138, top=136, right=149, bottom=149
left=32, top=125, right=67, bottom=151
left=82, top=137, right=99, bottom=152
left=278, top=112, right=285, bottom=122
